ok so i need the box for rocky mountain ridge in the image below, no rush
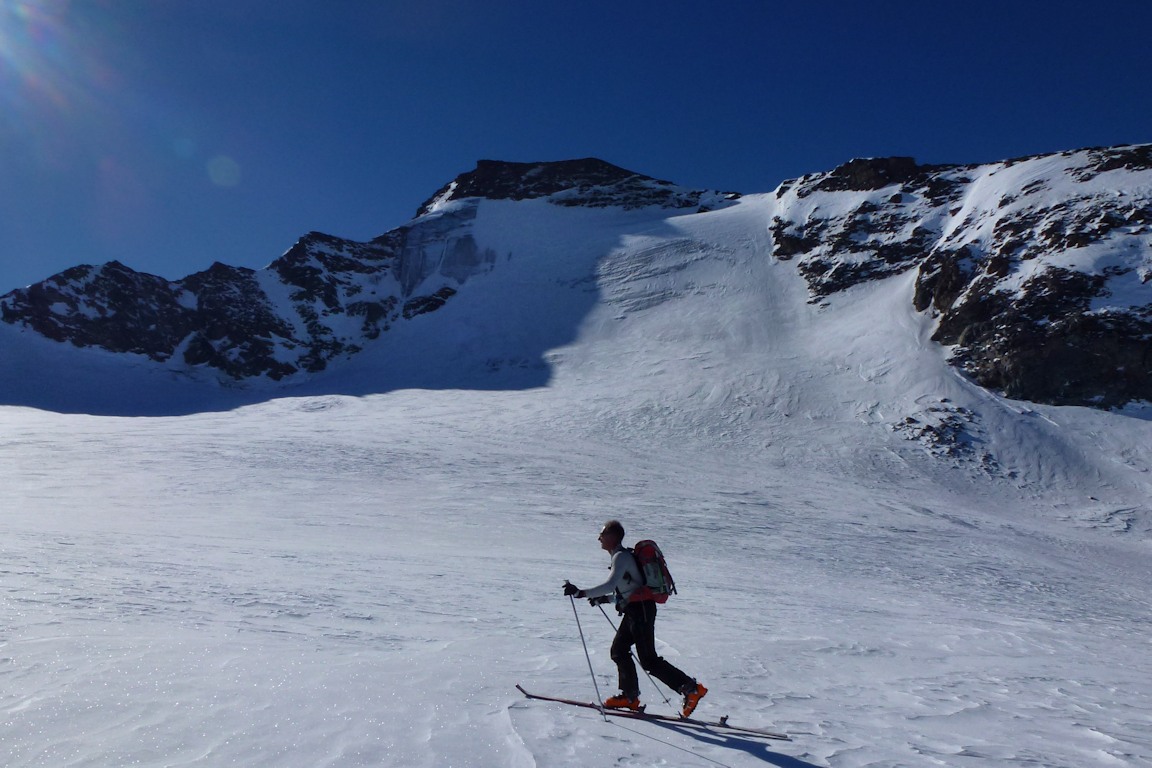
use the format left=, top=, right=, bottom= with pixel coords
left=2, top=147, right=1150, bottom=408
left=0, top=160, right=728, bottom=381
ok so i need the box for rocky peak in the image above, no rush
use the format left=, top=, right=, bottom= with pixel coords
left=417, top=158, right=738, bottom=216
left=423, top=158, right=638, bottom=205
left=812, top=156, right=927, bottom=193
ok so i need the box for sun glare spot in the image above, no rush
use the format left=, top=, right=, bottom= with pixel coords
left=207, top=154, right=241, bottom=187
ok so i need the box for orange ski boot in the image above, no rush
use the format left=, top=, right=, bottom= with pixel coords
left=681, top=682, right=708, bottom=718
left=604, top=692, right=642, bottom=711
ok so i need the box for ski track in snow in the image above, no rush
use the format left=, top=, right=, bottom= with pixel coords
left=3, top=197, right=1152, bottom=767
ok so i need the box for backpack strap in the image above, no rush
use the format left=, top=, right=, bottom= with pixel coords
left=622, top=547, right=637, bottom=584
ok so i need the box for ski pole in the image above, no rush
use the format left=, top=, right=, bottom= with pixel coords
left=567, top=583, right=607, bottom=721
left=597, top=603, right=674, bottom=709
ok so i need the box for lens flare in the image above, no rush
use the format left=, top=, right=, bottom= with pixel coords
left=0, top=1, right=73, bottom=116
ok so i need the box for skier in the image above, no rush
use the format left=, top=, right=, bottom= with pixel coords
left=563, top=519, right=708, bottom=717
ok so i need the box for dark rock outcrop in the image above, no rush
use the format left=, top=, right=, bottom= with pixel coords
left=0, top=219, right=478, bottom=380
left=811, top=156, right=924, bottom=193
left=773, top=143, right=1152, bottom=408
left=2, top=261, right=194, bottom=357
left=417, top=158, right=739, bottom=216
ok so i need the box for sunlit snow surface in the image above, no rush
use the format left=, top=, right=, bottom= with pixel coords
left=3, top=198, right=1151, bottom=766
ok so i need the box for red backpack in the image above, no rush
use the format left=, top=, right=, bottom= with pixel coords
left=628, top=540, right=677, bottom=604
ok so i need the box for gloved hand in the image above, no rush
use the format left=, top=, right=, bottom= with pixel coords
left=588, top=595, right=610, bottom=606
left=563, top=581, right=580, bottom=597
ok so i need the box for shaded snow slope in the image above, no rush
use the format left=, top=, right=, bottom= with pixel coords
left=3, top=191, right=1152, bottom=767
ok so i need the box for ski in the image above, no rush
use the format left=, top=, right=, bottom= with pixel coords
left=515, top=684, right=790, bottom=741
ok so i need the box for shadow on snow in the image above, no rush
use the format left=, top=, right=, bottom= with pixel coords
left=609, top=717, right=818, bottom=767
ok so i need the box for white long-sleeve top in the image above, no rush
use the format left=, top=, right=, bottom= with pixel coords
left=582, top=547, right=642, bottom=602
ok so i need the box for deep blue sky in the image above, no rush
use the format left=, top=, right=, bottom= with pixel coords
left=1, top=1, right=1149, bottom=292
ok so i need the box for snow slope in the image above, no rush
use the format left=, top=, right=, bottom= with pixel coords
left=3, top=194, right=1152, bottom=767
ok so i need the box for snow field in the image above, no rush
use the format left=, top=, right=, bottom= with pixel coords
left=3, top=194, right=1152, bottom=766
left=5, top=388, right=1151, bottom=766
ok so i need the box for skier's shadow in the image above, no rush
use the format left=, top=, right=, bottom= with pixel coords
left=613, top=718, right=819, bottom=767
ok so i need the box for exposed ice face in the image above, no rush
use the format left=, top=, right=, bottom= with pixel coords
left=395, top=200, right=497, bottom=294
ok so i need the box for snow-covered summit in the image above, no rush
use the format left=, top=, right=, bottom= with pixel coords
left=0, top=158, right=736, bottom=390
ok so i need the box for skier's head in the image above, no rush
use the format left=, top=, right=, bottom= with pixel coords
left=598, top=520, right=624, bottom=551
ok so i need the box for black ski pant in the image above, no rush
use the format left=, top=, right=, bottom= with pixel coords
left=611, top=601, right=693, bottom=698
